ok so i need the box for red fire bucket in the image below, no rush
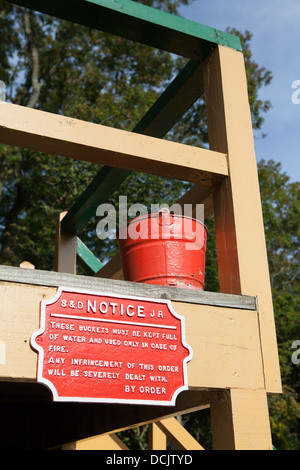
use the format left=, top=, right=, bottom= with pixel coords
left=117, top=209, right=208, bottom=290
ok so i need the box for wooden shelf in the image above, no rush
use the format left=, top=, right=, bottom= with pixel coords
left=0, top=265, right=256, bottom=309
left=0, top=265, right=262, bottom=390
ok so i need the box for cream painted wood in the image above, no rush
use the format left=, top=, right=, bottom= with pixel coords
left=210, top=389, right=273, bottom=450
left=156, top=417, right=204, bottom=450
left=75, top=433, right=129, bottom=450
left=0, top=283, right=56, bottom=380
left=0, top=101, right=228, bottom=184
left=203, top=45, right=281, bottom=393
left=19, top=261, right=35, bottom=269
left=0, top=282, right=264, bottom=391
left=148, top=423, right=167, bottom=450
left=174, top=301, right=264, bottom=390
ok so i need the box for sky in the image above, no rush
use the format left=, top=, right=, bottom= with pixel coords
left=179, top=0, right=300, bottom=183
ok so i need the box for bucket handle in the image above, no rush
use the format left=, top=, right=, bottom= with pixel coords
left=158, top=208, right=174, bottom=226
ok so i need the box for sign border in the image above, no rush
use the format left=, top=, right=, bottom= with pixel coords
left=31, top=286, right=193, bottom=406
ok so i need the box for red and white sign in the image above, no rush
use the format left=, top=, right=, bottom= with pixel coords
left=31, top=287, right=192, bottom=406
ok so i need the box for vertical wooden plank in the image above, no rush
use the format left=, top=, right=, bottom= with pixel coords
left=156, top=418, right=204, bottom=450
left=148, top=423, right=167, bottom=450
left=54, top=212, right=77, bottom=274
left=209, top=390, right=235, bottom=450
left=213, top=179, right=241, bottom=294
left=203, top=45, right=281, bottom=393
left=210, top=389, right=273, bottom=450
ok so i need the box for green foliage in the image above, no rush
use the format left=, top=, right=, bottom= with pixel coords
left=0, top=0, right=184, bottom=268
left=257, top=160, right=300, bottom=450
left=0, top=1, right=273, bottom=269
left=269, top=385, right=300, bottom=450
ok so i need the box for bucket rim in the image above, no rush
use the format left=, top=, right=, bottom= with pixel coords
left=117, top=211, right=208, bottom=238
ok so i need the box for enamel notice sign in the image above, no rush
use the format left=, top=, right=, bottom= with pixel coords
left=31, top=288, right=192, bottom=406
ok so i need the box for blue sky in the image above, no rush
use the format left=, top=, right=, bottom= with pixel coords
left=179, top=0, right=300, bottom=183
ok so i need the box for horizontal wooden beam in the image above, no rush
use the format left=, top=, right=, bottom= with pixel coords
left=0, top=102, right=228, bottom=184
left=61, top=60, right=205, bottom=234
left=175, top=301, right=264, bottom=390
left=0, top=271, right=263, bottom=391
left=9, top=0, right=241, bottom=60
left=0, top=269, right=265, bottom=448
left=0, top=265, right=256, bottom=310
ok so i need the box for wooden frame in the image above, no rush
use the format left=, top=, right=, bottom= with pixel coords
left=0, top=0, right=282, bottom=450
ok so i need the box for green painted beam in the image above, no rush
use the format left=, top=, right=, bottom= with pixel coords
left=76, top=237, right=103, bottom=274
left=61, top=166, right=130, bottom=234
left=133, top=59, right=204, bottom=137
left=9, top=0, right=241, bottom=58
left=61, top=59, right=204, bottom=234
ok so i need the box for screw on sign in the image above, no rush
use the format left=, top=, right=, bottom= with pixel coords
left=31, top=287, right=193, bottom=406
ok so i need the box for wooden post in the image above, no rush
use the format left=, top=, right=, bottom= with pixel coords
left=203, top=45, right=281, bottom=394
left=148, top=423, right=167, bottom=450
left=210, top=389, right=273, bottom=450
left=54, top=211, right=77, bottom=274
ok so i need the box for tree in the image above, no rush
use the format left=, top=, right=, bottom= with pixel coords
left=258, top=160, right=300, bottom=450
left=0, top=3, right=272, bottom=270
left=0, top=0, right=190, bottom=268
